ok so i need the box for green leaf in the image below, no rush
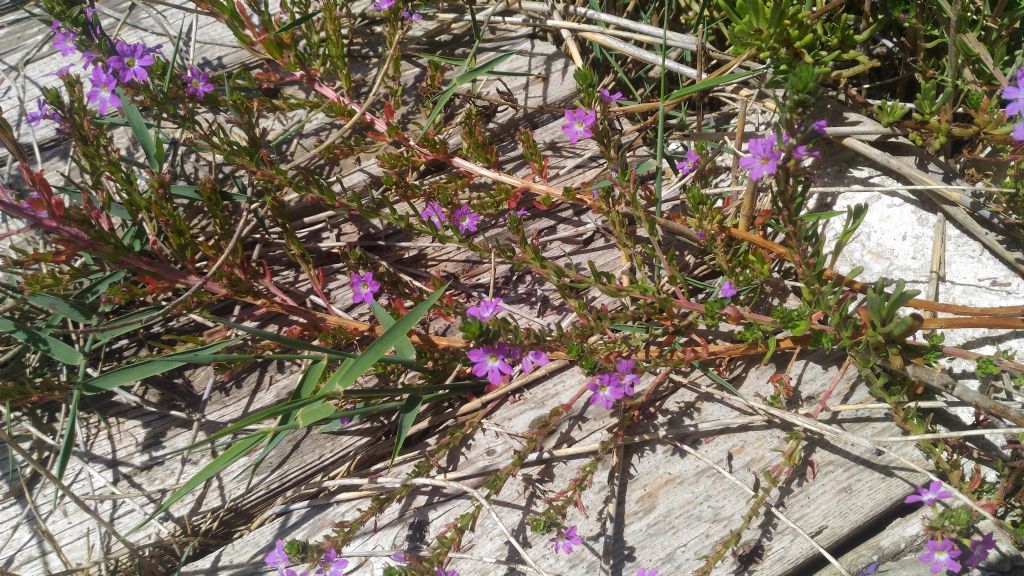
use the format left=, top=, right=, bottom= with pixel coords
left=81, top=340, right=237, bottom=394
left=424, top=53, right=515, bottom=131
left=799, top=210, right=845, bottom=222
left=132, top=432, right=265, bottom=533
left=247, top=357, right=327, bottom=480
left=93, top=306, right=163, bottom=344
left=664, top=68, right=764, bottom=101
left=54, top=388, right=80, bottom=487
left=372, top=302, right=416, bottom=360
left=120, top=97, right=160, bottom=171
left=162, top=19, right=186, bottom=94
left=24, top=291, right=94, bottom=323
left=273, top=10, right=320, bottom=36
left=295, top=402, right=337, bottom=427
left=0, top=317, right=83, bottom=365
left=330, top=284, right=448, bottom=391
left=391, top=394, right=423, bottom=465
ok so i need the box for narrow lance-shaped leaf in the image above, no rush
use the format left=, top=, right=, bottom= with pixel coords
left=372, top=301, right=416, bottom=360
left=391, top=394, right=423, bottom=465
left=0, top=317, right=84, bottom=365
left=81, top=340, right=237, bottom=394
left=131, top=432, right=266, bottom=534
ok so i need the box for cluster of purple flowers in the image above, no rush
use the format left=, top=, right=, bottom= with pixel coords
left=264, top=540, right=348, bottom=576
left=675, top=148, right=701, bottom=176
left=738, top=121, right=827, bottom=182
left=587, top=359, right=642, bottom=409
left=26, top=98, right=61, bottom=127
left=550, top=524, right=583, bottom=554
left=1004, top=69, right=1024, bottom=142
left=421, top=201, right=480, bottom=234
left=902, top=480, right=997, bottom=572
left=467, top=344, right=549, bottom=387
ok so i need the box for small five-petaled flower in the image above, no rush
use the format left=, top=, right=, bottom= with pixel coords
left=562, top=107, right=596, bottom=144
left=467, top=297, right=503, bottom=322
left=599, top=87, right=623, bottom=104
left=350, top=271, right=380, bottom=304
left=965, top=532, right=996, bottom=568
left=550, top=525, right=583, bottom=554
left=904, top=480, right=952, bottom=505
left=917, top=538, right=961, bottom=574
left=675, top=149, right=700, bottom=176
left=183, top=66, right=214, bottom=99
left=719, top=280, right=738, bottom=299
left=738, top=135, right=782, bottom=181
left=1004, top=68, right=1024, bottom=141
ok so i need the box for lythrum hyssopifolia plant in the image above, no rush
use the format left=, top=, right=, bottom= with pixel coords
left=1, top=0, right=1023, bottom=574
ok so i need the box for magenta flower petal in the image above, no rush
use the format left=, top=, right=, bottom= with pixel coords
left=562, top=107, right=596, bottom=143
left=467, top=297, right=503, bottom=322
left=739, top=135, right=782, bottom=181
left=350, top=271, right=380, bottom=304
left=719, top=280, right=738, bottom=299
left=917, top=538, right=961, bottom=574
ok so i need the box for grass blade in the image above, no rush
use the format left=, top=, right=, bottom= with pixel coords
left=372, top=301, right=416, bottom=360
left=391, top=394, right=423, bottom=465
left=53, top=389, right=80, bottom=495
left=120, top=97, right=160, bottom=171
left=81, top=340, right=237, bottom=394
left=330, top=284, right=447, bottom=391
left=132, top=432, right=265, bottom=533
left=0, top=317, right=83, bottom=365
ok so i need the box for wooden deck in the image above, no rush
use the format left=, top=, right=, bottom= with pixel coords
left=1, top=2, right=1022, bottom=576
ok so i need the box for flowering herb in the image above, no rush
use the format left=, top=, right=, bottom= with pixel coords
left=588, top=373, right=625, bottom=409
left=614, top=359, right=641, bottom=395
left=917, top=538, right=961, bottom=573
left=811, top=119, right=828, bottom=136
left=401, top=9, right=423, bottom=21
left=26, top=98, right=60, bottom=126
left=550, top=524, right=583, bottom=554
left=265, top=539, right=291, bottom=571
left=466, top=297, right=503, bottom=322
left=108, top=40, right=155, bottom=83
left=51, top=21, right=77, bottom=56
left=314, top=548, right=348, bottom=576
left=903, top=480, right=952, bottom=505
left=964, top=532, right=996, bottom=568
left=599, top=87, right=623, bottom=103
left=738, top=135, right=782, bottom=181
left=372, top=0, right=396, bottom=10
left=451, top=204, right=480, bottom=234
left=521, top=350, right=549, bottom=374
left=1004, top=69, right=1024, bottom=117
left=350, top=271, right=380, bottom=304
left=183, top=66, right=214, bottom=99
left=467, top=345, right=515, bottom=386
left=421, top=201, right=447, bottom=230
left=85, top=66, right=122, bottom=115
left=719, top=280, right=738, bottom=299
left=675, top=149, right=701, bottom=176
left=435, top=570, right=458, bottom=576
left=562, top=107, right=596, bottom=144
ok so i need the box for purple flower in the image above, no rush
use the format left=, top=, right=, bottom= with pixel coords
left=51, top=22, right=77, bottom=57
left=562, top=107, right=596, bottom=144
left=421, top=201, right=446, bottom=230
left=452, top=204, right=480, bottom=233
left=599, top=87, right=623, bottom=104
left=391, top=551, right=408, bottom=563
left=917, top=538, right=961, bottom=574
left=904, top=480, right=952, bottom=505
left=550, top=525, right=583, bottom=554
left=856, top=562, right=878, bottom=576
left=1004, top=69, right=1024, bottom=117
left=637, top=569, right=657, bottom=576
left=26, top=98, right=60, bottom=126
left=811, top=119, right=828, bottom=136
left=675, top=149, right=701, bottom=176
left=402, top=9, right=423, bottom=21
left=85, top=66, right=121, bottom=115
left=792, top=143, right=820, bottom=160
left=435, top=570, right=458, bottom=576
left=265, top=539, right=291, bottom=569
left=372, top=0, right=395, bottom=10
left=315, top=547, right=348, bottom=576
left=719, top=280, right=738, bottom=299
left=85, top=7, right=97, bottom=20
left=738, top=135, right=782, bottom=181
left=53, top=63, right=74, bottom=78
left=108, top=40, right=155, bottom=83
left=467, top=297, right=503, bottom=322
left=1013, top=121, right=1024, bottom=142
left=80, top=51, right=97, bottom=69
left=183, top=65, right=214, bottom=99
left=588, top=374, right=625, bottom=409
left=521, top=350, right=549, bottom=374
left=614, top=359, right=641, bottom=395
left=468, top=345, right=514, bottom=386
left=350, top=271, right=380, bottom=304
left=21, top=194, right=48, bottom=217
left=965, top=532, right=996, bottom=568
